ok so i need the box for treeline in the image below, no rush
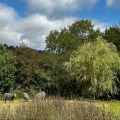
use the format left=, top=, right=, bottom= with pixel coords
left=0, top=19, right=120, bottom=100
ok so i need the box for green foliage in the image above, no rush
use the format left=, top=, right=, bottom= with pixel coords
left=15, top=44, right=43, bottom=90
left=65, top=38, right=120, bottom=99
left=0, top=44, right=16, bottom=93
left=104, top=25, right=120, bottom=52
left=0, top=19, right=120, bottom=100
left=45, top=30, right=60, bottom=53
left=46, top=29, right=79, bottom=53
left=45, top=20, right=100, bottom=54
left=69, top=19, right=100, bottom=42
left=36, top=51, right=78, bottom=97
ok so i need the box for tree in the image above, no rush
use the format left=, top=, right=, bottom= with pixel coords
left=45, top=30, right=60, bottom=53
left=45, top=28, right=77, bottom=53
left=69, top=19, right=100, bottom=42
left=65, top=38, right=120, bottom=99
left=103, top=25, right=120, bottom=99
left=45, top=20, right=101, bottom=54
left=0, top=44, right=16, bottom=93
left=103, top=25, right=120, bottom=52
left=15, top=44, right=43, bottom=90
left=45, top=19, right=101, bottom=97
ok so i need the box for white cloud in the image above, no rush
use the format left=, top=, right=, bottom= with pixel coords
left=0, top=3, right=21, bottom=46
left=0, top=3, right=76, bottom=49
left=92, top=20, right=109, bottom=32
left=18, top=14, right=76, bottom=49
left=0, top=3, right=17, bottom=28
left=25, top=0, right=98, bottom=18
left=0, top=2, right=109, bottom=50
left=106, top=0, right=120, bottom=7
left=106, top=0, right=113, bottom=6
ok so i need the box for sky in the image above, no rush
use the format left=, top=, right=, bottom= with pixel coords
left=0, top=0, right=120, bottom=50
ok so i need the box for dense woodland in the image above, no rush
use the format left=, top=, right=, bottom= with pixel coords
left=0, top=19, right=120, bottom=100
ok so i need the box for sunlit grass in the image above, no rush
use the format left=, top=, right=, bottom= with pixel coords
left=102, top=101, right=120, bottom=119
left=0, top=100, right=30, bottom=111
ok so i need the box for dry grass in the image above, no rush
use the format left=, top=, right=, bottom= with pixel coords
left=0, top=98, right=117, bottom=120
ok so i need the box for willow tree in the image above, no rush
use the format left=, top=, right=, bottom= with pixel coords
left=65, top=38, right=120, bottom=99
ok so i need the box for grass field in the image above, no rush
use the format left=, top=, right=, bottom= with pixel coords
left=0, top=99, right=31, bottom=111
left=0, top=99, right=120, bottom=120
left=70, top=99, right=120, bottom=119
left=99, top=100, right=120, bottom=119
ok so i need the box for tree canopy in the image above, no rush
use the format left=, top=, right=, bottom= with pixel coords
left=104, top=25, right=120, bottom=52
left=0, top=19, right=120, bottom=100
left=45, top=20, right=100, bottom=54
left=65, top=38, right=120, bottom=99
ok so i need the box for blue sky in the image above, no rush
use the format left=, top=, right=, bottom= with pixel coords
left=0, top=0, right=120, bottom=49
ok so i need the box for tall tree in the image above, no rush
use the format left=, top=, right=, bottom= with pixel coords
left=65, top=38, right=120, bottom=99
left=103, top=25, right=120, bottom=52
left=45, top=20, right=100, bottom=54
left=69, top=19, right=100, bottom=42
left=45, top=30, right=60, bottom=53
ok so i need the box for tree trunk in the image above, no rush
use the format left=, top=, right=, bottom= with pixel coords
left=93, top=93, right=96, bottom=100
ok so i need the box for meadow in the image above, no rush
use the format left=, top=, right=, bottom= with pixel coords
left=0, top=98, right=120, bottom=120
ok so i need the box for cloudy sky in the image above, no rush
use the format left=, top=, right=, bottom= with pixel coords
left=0, top=0, right=120, bottom=50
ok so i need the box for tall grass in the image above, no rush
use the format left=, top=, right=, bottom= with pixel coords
left=0, top=99, right=117, bottom=120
